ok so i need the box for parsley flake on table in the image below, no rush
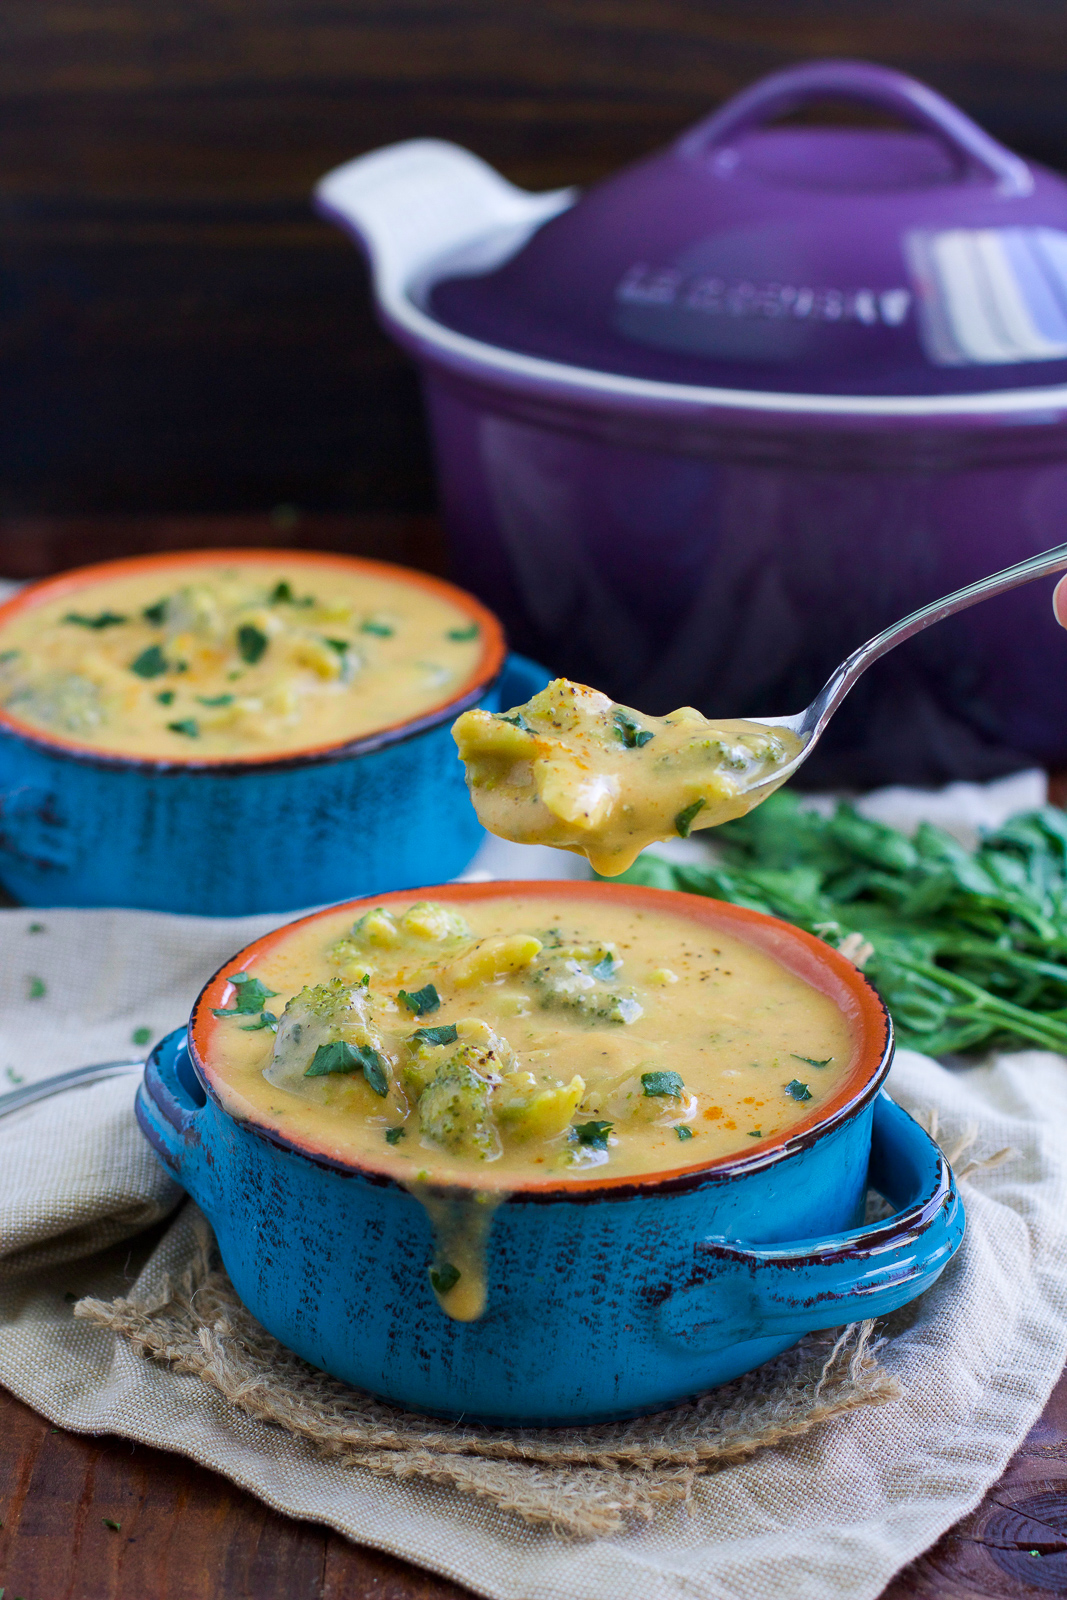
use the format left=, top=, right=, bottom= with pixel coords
left=397, top=984, right=440, bottom=1016
left=236, top=623, right=268, bottom=664
left=129, top=644, right=168, bottom=678
left=5, top=1066, right=24, bottom=1085
left=102, top=1518, right=121, bottom=1532
left=612, top=709, right=654, bottom=749
left=784, top=1079, right=813, bottom=1102
left=131, top=1026, right=153, bottom=1047
left=429, top=1263, right=461, bottom=1294
left=26, top=976, right=46, bottom=1000
left=167, top=718, right=199, bottom=738
left=212, top=972, right=279, bottom=1017
left=573, top=1120, right=613, bottom=1149
left=63, top=611, right=127, bottom=630
left=642, top=1070, right=684, bottom=1097
left=674, top=798, right=706, bottom=839
left=447, top=623, right=479, bottom=642
left=27, top=922, right=45, bottom=934
left=410, top=1023, right=459, bottom=1046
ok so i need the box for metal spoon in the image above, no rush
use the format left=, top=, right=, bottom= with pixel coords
left=0, top=1059, right=144, bottom=1119
left=743, top=538, right=1067, bottom=799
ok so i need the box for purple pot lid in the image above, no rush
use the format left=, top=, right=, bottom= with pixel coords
left=428, top=60, right=1067, bottom=398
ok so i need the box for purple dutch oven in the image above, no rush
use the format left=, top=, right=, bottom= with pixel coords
left=316, top=60, right=1067, bottom=787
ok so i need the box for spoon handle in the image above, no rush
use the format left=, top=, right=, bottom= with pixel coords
left=0, top=1059, right=144, bottom=1119
left=807, top=539, right=1067, bottom=739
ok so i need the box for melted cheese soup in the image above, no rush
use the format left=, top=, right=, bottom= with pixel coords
left=452, top=679, right=802, bottom=874
left=201, top=891, right=855, bottom=1318
left=0, top=556, right=489, bottom=760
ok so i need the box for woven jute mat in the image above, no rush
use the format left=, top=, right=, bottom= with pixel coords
left=75, top=1206, right=900, bottom=1538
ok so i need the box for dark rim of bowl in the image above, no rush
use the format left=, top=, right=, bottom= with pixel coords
left=185, top=881, right=894, bottom=1204
left=0, top=548, right=507, bottom=774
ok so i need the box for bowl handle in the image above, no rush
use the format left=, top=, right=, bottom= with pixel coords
left=657, top=1093, right=965, bottom=1352
left=675, top=60, right=1033, bottom=198
left=135, top=1028, right=213, bottom=1201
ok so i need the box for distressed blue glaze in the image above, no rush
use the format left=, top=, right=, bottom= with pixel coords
left=137, top=1025, right=964, bottom=1425
left=0, top=652, right=550, bottom=915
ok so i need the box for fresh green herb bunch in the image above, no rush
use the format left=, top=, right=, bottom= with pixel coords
left=619, top=790, right=1067, bottom=1057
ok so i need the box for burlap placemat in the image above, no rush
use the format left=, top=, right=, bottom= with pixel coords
left=72, top=1202, right=898, bottom=1538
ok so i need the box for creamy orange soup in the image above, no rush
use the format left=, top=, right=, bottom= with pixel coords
left=453, top=678, right=802, bottom=874
left=0, top=556, right=490, bottom=760
left=201, top=891, right=856, bottom=1317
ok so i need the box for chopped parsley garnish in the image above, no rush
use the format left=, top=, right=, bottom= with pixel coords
left=447, top=623, right=479, bottom=642
left=325, top=637, right=350, bottom=654
left=791, top=1054, right=833, bottom=1068
left=612, top=709, right=654, bottom=749
left=784, top=1079, right=813, bottom=1102
left=268, top=581, right=313, bottom=606
left=63, top=611, right=127, bottom=629
left=131, top=1026, right=152, bottom=1046
left=143, top=598, right=169, bottom=625
left=129, top=644, right=168, bottom=678
left=398, top=984, right=440, bottom=1016
left=304, top=1040, right=388, bottom=1095
left=196, top=693, right=234, bottom=707
left=385, top=1126, right=406, bottom=1145
left=360, top=620, right=394, bottom=638
left=675, top=798, right=707, bottom=838
left=675, top=1126, right=694, bottom=1141
left=240, top=1011, right=278, bottom=1032
left=573, top=1120, right=613, bottom=1149
left=156, top=690, right=175, bottom=705
left=0, top=648, right=19, bottom=663
left=429, top=1262, right=461, bottom=1294
left=748, top=1129, right=762, bottom=1138
left=641, top=1070, right=684, bottom=1097
left=26, top=976, right=46, bottom=1000
left=499, top=712, right=531, bottom=731
left=591, top=953, right=618, bottom=982
left=212, top=972, right=279, bottom=1017
left=236, top=623, right=268, bottom=664
left=411, top=1023, right=459, bottom=1046
left=167, top=718, right=199, bottom=738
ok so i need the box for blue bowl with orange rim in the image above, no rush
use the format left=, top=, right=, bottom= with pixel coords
left=136, top=879, right=964, bottom=1424
left=0, top=549, right=546, bottom=914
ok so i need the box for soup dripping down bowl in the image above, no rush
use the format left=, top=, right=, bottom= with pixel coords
left=135, top=879, right=964, bottom=1425
left=0, top=548, right=546, bottom=915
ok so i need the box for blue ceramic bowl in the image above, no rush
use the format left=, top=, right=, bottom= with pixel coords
left=136, top=880, right=964, bottom=1425
left=0, top=550, right=545, bottom=914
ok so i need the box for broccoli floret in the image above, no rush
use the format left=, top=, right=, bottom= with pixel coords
left=417, top=1056, right=500, bottom=1160
left=265, top=978, right=382, bottom=1086
left=525, top=943, right=643, bottom=1025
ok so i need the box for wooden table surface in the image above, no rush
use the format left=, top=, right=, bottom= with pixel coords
left=3, top=1368, right=1067, bottom=1600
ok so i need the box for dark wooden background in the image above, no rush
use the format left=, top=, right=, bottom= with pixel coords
left=5, top=1, right=1067, bottom=575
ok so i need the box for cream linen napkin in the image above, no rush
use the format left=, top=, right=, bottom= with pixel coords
left=2, top=902, right=1067, bottom=1600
